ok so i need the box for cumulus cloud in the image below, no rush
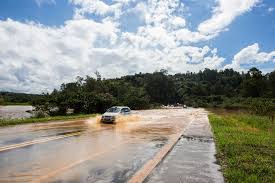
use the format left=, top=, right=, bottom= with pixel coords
left=198, top=0, right=259, bottom=35
left=0, top=0, right=263, bottom=93
left=71, top=0, right=115, bottom=18
left=225, top=43, right=275, bottom=70
left=0, top=18, right=119, bottom=93
left=0, top=17, right=224, bottom=93
left=70, top=0, right=135, bottom=19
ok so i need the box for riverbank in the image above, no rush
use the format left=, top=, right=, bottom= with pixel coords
left=0, top=102, right=31, bottom=106
left=0, top=114, right=97, bottom=127
left=209, top=112, right=274, bottom=183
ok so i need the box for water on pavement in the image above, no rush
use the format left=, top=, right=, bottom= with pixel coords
left=0, top=108, right=223, bottom=183
left=146, top=109, right=224, bottom=183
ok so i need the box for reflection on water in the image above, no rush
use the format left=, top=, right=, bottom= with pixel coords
left=0, top=105, right=33, bottom=119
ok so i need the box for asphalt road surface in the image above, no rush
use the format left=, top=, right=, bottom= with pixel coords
left=0, top=108, right=223, bottom=183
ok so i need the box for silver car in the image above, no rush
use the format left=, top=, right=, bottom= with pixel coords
left=101, top=106, right=131, bottom=123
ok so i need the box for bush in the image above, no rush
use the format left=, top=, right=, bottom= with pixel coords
left=34, top=110, right=49, bottom=118
left=250, top=99, right=274, bottom=116
left=0, top=97, right=4, bottom=105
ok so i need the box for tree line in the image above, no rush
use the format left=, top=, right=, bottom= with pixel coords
left=27, top=67, right=275, bottom=115
left=0, top=92, right=41, bottom=105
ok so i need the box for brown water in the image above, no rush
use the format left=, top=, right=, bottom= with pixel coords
left=0, top=108, right=223, bottom=183
left=0, top=105, right=33, bottom=119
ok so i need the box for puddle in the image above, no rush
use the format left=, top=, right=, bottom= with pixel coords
left=48, top=139, right=166, bottom=183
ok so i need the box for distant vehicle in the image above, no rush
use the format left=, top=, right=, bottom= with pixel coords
left=183, top=105, right=187, bottom=108
left=101, top=106, right=131, bottom=123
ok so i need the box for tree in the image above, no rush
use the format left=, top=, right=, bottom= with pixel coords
left=94, top=71, right=102, bottom=81
left=0, top=96, right=4, bottom=105
left=268, top=71, right=275, bottom=97
left=241, top=68, right=266, bottom=97
left=248, top=67, right=262, bottom=79
left=30, top=67, right=274, bottom=114
left=145, top=72, right=177, bottom=105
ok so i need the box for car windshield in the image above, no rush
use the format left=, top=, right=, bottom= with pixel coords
left=106, top=107, right=121, bottom=113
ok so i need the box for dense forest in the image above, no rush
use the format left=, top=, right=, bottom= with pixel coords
left=23, top=67, right=275, bottom=116
left=0, top=92, right=41, bottom=105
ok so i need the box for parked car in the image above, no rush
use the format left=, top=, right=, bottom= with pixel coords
left=101, top=106, right=131, bottom=123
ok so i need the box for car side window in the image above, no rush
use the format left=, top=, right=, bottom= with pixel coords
left=121, top=108, right=130, bottom=114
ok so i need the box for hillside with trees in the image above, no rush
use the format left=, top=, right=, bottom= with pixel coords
left=28, top=67, right=275, bottom=115
left=0, top=92, right=41, bottom=105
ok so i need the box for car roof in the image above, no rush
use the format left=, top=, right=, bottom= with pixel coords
left=111, top=106, right=130, bottom=109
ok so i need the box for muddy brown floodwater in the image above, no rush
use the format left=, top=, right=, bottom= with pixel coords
left=0, top=108, right=223, bottom=183
left=0, top=105, right=33, bottom=119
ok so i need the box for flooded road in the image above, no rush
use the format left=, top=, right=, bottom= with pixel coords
left=0, top=105, right=33, bottom=119
left=0, top=108, right=223, bottom=183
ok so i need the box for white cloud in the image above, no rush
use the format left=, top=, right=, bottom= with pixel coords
left=0, top=0, right=265, bottom=93
left=171, top=17, right=186, bottom=28
left=174, top=29, right=212, bottom=44
left=70, top=0, right=134, bottom=19
left=0, top=17, right=224, bottom=93
left=35, top=0, right=56, bottom=7
left=71, top=0, right=113, bottom=18
left=0, top=18, right=119, bottom=93
left=268, top=7, right=274, bottom=13
left=198, top=0, right=259, bottom=35
left=225, top=43, right=275, bottom=70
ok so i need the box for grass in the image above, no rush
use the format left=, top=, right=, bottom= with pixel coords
left=209, top=112, right=274, bottom=183
left=0, top=102, right=31, bottom=106
left=0, top=114, right=97, bottom=127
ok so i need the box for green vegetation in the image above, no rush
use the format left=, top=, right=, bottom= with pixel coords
left=1, top=67, right=274, bottom=115
left=0, top=102, right=31, bottom=106
left=29, top=67, right=274, bottom=115
left=209, top=112, right=274, bottom=183
left=0, top=114, right=96, bottom=127
left=0, top=92, right=41, bottom=105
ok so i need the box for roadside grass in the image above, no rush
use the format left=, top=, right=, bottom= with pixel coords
left=0, top=114, right=97, bottom=127
left=209, top=113, right=274, bottom=183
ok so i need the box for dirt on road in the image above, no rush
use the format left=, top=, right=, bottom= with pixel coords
left=0, top=108, right=223, bottom=183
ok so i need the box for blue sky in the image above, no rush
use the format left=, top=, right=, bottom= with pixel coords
left=0, top=0, right=73, bottom=25
left=0, top=0, right=274, bottom=93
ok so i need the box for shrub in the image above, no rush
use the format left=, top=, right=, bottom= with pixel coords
left=0, top=97, right=4, bottom=105
left=34, top=110, right=49, bottom=118
left=250, top=99, right=273, bottom=116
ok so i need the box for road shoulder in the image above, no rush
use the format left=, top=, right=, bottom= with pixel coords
left=145, top=109, right=224, bottom=183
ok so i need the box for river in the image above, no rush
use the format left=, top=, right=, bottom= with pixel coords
left=0, top=105, right=33, bottom=119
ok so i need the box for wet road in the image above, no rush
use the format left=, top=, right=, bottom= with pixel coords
left=146, top=110, right=224, bottom=183
left=0, top=108, right=223, bottom=183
